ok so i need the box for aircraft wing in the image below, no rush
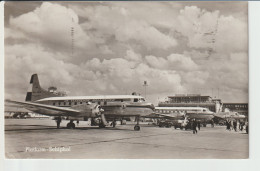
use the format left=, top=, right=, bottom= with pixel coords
left=5, top=100, right=80, bottom=116
left=214, top=113, right=226, bottom=119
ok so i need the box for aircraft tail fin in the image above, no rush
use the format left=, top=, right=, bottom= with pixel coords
left=25, top=74, right=60, bottom=102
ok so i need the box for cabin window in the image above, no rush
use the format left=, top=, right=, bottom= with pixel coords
left=80, top=102, right=82, bottom=104
left=74, top=102, right=77, bottom=105
left=58, top=102, right=61, bottom=106
left=104, top=101, right=107, bottom=105
left=53, top=102, right=55, bottom=106
left=98, top=101, right=101, bottom=105
left=69, top=102, right=71, bottom=106
left=64, top=102, right=66, bottom=105
left=134, top=98, right=138, bottom=102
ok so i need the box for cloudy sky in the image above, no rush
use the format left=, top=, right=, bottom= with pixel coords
left=4, top=1, right=248, bottom=104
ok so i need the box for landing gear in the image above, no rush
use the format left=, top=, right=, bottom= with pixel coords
left=134, top=125, right=140, bottom=131
left=134, top=116, right=141, bottom=131
left=67, top=120, right=75, bottom=129
left=112, top=120, right=116, bottom=128
left=99, top=123, right=106, bottom=128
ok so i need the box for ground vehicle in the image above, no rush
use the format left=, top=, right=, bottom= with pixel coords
left=158, top=120, right=172, bottom=128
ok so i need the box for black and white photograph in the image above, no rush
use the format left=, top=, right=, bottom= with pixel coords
left=3, top=1, right=249, bottom=159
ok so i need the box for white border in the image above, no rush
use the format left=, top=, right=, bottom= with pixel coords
left=1, top=1, right=260, bottom=171
left=0, top=1, right=5, bottom=171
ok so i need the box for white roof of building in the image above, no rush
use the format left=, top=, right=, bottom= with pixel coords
left=155, top=107, right=206, bottom=110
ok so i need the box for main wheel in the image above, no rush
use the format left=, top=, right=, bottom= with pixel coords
left=134, top=125, right=140, bottom=131
left=67, top=123, right=71, bottom=129
left=99, top=124, right=106, bottom=128
left=112, top=122, right=116, bottom=128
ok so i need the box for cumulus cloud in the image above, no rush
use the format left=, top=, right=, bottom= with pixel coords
left=4, top=2, right=248, bottom=104
left=145, top=53, right=198, bottom=71
left=175, top=5, right=247, bottom=54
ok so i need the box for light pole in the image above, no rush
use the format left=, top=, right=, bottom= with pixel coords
left=143, top=81, right=148, bottom=99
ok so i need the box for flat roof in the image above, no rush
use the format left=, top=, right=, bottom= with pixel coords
left=168, top=95, right=211, bottom=98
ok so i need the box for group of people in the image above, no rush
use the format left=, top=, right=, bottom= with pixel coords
left=190, top=119, right=248, bottom=134
left=226, top=120, right=248, bottom=133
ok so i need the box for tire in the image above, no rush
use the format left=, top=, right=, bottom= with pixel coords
left=99, top=124, right=106, bottom=128
left=112, top=122, right=116, bottom=128
left=134, top=125, right=140, bottom=131
left=67, top=123, right=71, bottom=129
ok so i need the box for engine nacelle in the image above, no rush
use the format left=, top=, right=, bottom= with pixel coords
left=72, top=104, right=103, bottom=118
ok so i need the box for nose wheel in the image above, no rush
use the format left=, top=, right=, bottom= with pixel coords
left=67, top=120, right=75, bottom=129
left=112, top=121, right=116, bottom=128
left=134, top=125, right=140, bottom=131
left=134, top=116, right=141, bottom=131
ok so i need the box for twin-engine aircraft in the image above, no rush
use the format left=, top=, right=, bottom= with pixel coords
left=152, top=106, right=246, bottom=128
left=214, top=112, right=246, bottom=121
left=151, top=107, right=215, bottom=127
left=6, top=74, right=155, bottom=131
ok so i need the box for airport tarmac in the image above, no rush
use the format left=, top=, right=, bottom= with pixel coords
left=5, top=119, right=248, bottom=159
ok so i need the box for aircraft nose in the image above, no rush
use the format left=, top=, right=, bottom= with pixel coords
left=150, top=103, right=155, bottom=110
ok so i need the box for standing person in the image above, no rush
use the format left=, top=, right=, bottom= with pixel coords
left=56, top=117, right=62, bottom=129
left=211, top=120, right=214, bottom=128
left=239, top=121, right=244, bottom=131
left=226, top=120, right=229, bottom=130
left=226, top=120, right=231, bottom=131
left=233, top=120, right=237, bottom=132
left=245, top=121, right=248, bottom=134
left=231, top=120, right=234, bottom=130
left=197, top=121, right=201, bottom=131
left=192, top=119, right=198, bottom=134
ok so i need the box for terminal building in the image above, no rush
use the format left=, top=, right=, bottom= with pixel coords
left=158, top=94, right=222, bottom=112
left=222, top=103, right=248, bottom=116
left=158, top=94, right=248, bottom=115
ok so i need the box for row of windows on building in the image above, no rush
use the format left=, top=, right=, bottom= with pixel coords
left=223, top=104, right=248, bottom=109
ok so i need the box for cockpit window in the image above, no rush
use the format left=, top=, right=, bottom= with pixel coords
left=134, top=98, right=138, bottom=102
left=139, top=98, right=145, bottom=102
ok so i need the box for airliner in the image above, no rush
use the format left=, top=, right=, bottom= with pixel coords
left=153, top=106, right=246, bottom=128
left=6, top=74, right=155, bottom=131
left=152, top=106, right=215, bottom=128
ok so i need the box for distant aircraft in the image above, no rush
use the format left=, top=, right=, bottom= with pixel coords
left=144, top=107, right=215, bottom=129
left=6, top=74, right=155, bottom=131
left=214, top=112, right=246, bottom=121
